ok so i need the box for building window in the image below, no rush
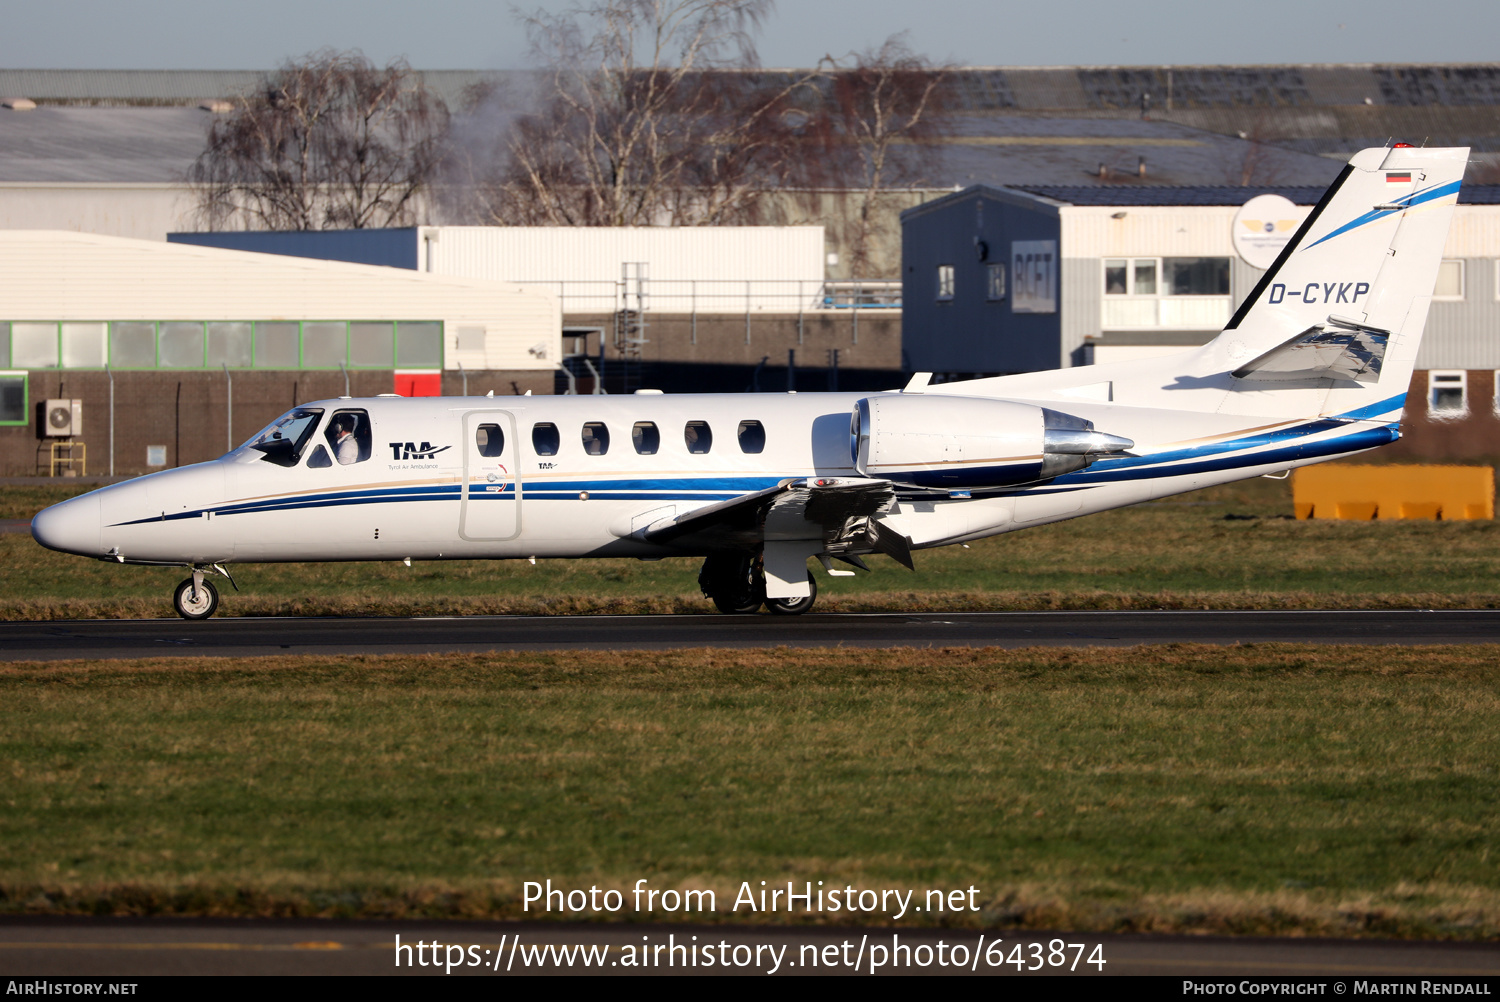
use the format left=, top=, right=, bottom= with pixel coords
left=349, top=322, right=395, bottom=367
left=255, top=322, right=300, bottom=368
left=1102, top=256, right=1230, bottom=329
left=159, top=322, right=206, bottom=368
left=1, top=319, right=443, bottom=370
left=1165, top=257, right=1229, bottom=295
left=12, top=323, right=59, bottom=368
left=1429, top=370, right=1467, bottom=418
left=0, top=370, right=26, bottom=425
left=110, top=322, right=156, bottom=368
left=207, top=323, right=253, bottom=368
left=1434, top=260, right=1464, bottom=300
left=936, top=264, right=954, bottom=301
left=985, top=263, right=1006, bottom=301
left=61, top=323, right=107, bottom=368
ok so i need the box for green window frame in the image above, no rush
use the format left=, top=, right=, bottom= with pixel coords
left=109, top=321, right=159, bottom=369
left=0, top=320, right=445, bottom=370
left=0, top=369, right=28, bottom=426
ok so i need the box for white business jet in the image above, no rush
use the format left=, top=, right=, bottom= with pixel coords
left=32, top=145, right=1466, bottom=619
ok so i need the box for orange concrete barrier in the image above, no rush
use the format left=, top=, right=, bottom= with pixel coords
left=1291, top=465, right=1494, bottom=520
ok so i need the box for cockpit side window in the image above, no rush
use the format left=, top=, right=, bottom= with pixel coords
left=325, top=409, right=371, bottom=465
left=247, top=407, right=324, bottom=468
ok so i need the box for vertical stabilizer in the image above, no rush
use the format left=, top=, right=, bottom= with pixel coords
left=1221, top=146, right=1466, bottom=413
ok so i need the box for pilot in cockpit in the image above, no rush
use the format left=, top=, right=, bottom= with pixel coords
left=329, top=415, right=359, bottom=465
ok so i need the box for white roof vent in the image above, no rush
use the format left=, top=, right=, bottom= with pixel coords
left=3, top=98, right=36, bottom=111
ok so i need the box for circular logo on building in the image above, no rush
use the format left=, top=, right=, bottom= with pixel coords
left=1231, top=194, right=1307, bottom=270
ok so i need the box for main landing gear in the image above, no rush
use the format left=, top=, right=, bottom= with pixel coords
left=698, top=553, right=818, bottom=616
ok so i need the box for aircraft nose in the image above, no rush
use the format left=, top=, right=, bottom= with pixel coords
left=31, top=494, right=102, bottom=556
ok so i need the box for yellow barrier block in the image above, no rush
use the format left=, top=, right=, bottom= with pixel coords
left=1291, top=465, right=1495, bottom=520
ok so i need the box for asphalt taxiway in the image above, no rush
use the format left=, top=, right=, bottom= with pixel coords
left=2, top=610, right=1499, bottom=661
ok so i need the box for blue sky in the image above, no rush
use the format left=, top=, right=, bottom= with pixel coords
left=4, top=0, right=1498, bottom=70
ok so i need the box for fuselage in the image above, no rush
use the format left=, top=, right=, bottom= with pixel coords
left=30, top=387, right=1395, bottom=568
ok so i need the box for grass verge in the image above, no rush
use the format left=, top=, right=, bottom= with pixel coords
left=2, top=644, right=1498, bottom=938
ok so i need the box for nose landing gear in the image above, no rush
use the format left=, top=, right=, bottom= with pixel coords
left=173, top=573, right=219, bottom=620
left=698, top=553, right=818, bottom=615
left=171, top=564, right=235, bottom=620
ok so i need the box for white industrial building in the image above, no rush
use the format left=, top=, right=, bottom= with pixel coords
left=0, top=230, right=560, bottom=380
left=172, top=226, right=832, bottom=315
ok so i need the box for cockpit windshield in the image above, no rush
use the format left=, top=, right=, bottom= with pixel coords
left=244, top=408, right=325, bottom=467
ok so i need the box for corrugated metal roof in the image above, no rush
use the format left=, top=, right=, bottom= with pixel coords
left=0, top=69, right=495, bottom=109
left=926, top=116, right=1341, bottom=189
left=0, top=106, right=208, bottom=182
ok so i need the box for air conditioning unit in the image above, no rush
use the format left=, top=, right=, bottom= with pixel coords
left=44, top=399, right=82, bottom=437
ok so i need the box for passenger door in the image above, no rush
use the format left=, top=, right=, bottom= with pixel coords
left=460, top=410, right=522, bottom=541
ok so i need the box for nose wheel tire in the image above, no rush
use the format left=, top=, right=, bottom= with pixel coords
left=173, top=577, right=219, bottom=620
left=765, top=572, right=817, bottom=616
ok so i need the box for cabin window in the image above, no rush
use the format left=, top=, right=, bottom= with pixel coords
left=632, top=421, right=660, bottom=455
left=476, top=423, right=505, bottom=457
left=532, top=422, right=560, bottom=456
left=306, top=445, right=333, bottom=468
left=737, top=420, right=766, bottom=454
left=324, top=409, right=371, bottom=464
left=685, top=421, right=712, bottom=454
left=1428, top=370, right=1467, bottom=418
left=246, top=407, right=324, bottom=468
left=582, top=422, right=610, bottom=455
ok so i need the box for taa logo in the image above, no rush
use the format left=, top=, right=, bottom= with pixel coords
left=390, top=441, right=451, bottom=460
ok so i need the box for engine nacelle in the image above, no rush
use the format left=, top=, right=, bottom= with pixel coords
left=850, top=394, right=1133, bottom=489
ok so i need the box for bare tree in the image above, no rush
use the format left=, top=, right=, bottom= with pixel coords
left=459, top=0, right=821, bottom=227
left=826, top=36, right=949, bottom=275
left=189, top=50, right=449, bottom=231
left=1222, top=113, right=1291, bottom=187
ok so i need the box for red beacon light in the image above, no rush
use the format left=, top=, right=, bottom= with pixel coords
left=1393, top=142, right=1416, bottom=148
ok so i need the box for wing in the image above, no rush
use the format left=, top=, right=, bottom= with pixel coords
left=642, top=476, right=913, bottom=567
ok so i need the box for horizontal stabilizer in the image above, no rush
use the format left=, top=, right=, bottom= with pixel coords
left=1232, top=317, right=1390, bottom=384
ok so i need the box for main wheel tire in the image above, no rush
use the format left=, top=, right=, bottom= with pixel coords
left=173, top=577, right=219, bottom=620
left=712, top=591, right=765, bottom=615
left=700, top=553, right=764, bottom=614
left=765, top=571, right=817, bottom=616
